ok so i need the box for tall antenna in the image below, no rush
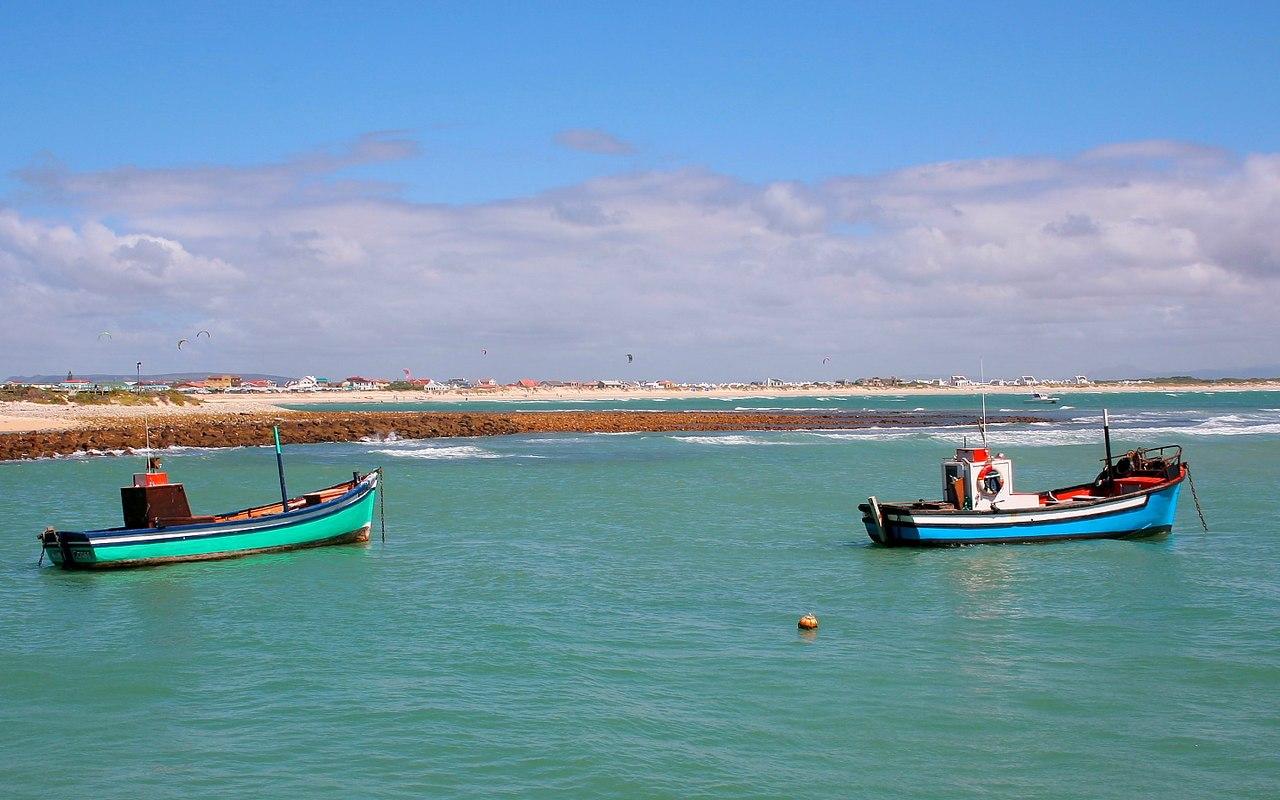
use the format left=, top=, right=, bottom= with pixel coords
left=979, top=357, right=988, bottom=444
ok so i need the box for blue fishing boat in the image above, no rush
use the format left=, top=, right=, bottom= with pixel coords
left=858, top=412, right=1196, bottom=546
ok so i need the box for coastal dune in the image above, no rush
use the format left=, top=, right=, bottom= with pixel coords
left=0, top=410, right=1041, bottom=461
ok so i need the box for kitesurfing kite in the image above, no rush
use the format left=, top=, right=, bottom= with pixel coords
left=822, top=356, right=830, bottom=365
left=481, top=348, right=488, bottom=356
left=196, top=330, right=211, bottom=340
left=176, top=338, right=188, bottom=351
left=626, top=353, right=634, bottom=363
left=97, top=331, right=112, bottom=342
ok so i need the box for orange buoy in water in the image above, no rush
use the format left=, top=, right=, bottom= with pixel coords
left=798, top=613, right=819, bottom=630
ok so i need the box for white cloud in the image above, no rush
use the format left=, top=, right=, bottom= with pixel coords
left=2, top=137, right=1278, bottom=379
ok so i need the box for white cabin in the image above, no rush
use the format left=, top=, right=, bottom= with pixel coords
left=941, top=447, right=1042, bottom=511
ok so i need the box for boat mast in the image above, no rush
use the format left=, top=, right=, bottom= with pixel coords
left=1102, top=408, right=1114, bottom=472
left=142, top=414, right=153, bottom=472
left=273, top=425, right=290, bottom=512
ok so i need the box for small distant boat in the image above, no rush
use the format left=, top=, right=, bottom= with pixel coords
left=1024, top=392, right=1059, bottom=403
left=858, top=412, right=1191, bottom=546
left=39, top=427, right=380, bottom=569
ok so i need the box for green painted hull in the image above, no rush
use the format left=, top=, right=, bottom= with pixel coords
left=44, top=473, right=378, bottom=569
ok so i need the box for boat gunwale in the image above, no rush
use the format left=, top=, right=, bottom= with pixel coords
left=57, top=471, right=379, bottom=542
left=860, top=464, right=1187, bottom=522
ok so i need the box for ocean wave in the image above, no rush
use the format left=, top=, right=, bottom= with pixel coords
left=927, top=420, right=1280, bottom=447
left=669, top=434, right=805, bottom=446
left=372, top=445, right=506, bottom=460
left=733, top=406, right=837, bottom=412
left=804, top=431, right=926, bottom=442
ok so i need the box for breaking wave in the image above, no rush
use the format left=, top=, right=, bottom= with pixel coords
left=669, top=434, right=806, bottom=446
left=372, top=445, right=507, bottom=460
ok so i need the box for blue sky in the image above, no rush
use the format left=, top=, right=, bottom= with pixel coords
left=4, top=2, right=1276, bottom=202
left=2, top=2, right=1279, bottom=379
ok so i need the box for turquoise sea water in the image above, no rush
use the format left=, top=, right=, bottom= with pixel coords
left=2, top=393, right=1279, bottom=798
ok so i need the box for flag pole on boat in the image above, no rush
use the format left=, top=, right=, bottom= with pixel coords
left=273, top=425, right=289, bottom=512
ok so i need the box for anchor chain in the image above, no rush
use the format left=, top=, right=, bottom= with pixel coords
left=1185, top=466, right=1208, bottom=531
left=37, top=527, right=52, bottom=566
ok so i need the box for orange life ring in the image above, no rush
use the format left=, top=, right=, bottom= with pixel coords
left=977, top=463, right=1004, bottom=494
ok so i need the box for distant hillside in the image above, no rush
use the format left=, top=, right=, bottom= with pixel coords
left=1092, top=364, right=1280, bottom=380
left=6, top=372, right=296, bottom=384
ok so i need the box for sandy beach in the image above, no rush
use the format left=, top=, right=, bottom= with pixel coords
left=1, top=381, right=1276, bottom=435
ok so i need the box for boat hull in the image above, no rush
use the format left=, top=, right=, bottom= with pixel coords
left=861, top=477, right=1183, bottom=547
left=44, top=473, right=378, bottom=569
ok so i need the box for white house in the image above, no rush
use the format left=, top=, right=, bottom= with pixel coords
left=342, top=376, right=390, bottom=390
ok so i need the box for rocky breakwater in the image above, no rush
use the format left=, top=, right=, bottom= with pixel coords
left=0, top=410, right=1045, bottom=461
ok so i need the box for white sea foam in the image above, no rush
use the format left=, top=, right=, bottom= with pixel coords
left=669, top=434, right=805, bottom=446
left=733, top=406, right=837, bottom=412
left=373, top=445, right=506, bottom=460
left=804, top=431, right=925, bottom=442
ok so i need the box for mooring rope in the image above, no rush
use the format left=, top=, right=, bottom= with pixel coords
left=1186, top=466, right=1209, bottom=531
left=377, top=467, right=386, bottom=544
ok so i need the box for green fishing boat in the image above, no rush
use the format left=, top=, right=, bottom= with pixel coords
left=39, top=470, right=379, bottom=569
left=39, top=428, right=381, bottom=569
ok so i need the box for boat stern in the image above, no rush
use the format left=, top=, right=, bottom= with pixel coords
left=38, top=529, right=99, bottom=568
left=858, top=497, right=891, bottom=545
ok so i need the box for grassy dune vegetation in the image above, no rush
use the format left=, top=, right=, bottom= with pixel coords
left=0, top=387, right=200, bottom=406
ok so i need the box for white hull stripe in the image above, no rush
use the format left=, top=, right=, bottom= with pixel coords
left=884, top=494, right=1148, bottom=527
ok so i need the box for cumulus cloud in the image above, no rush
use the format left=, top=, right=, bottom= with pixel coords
left=2, top=135, right=1278, bottom=379
left=553, top=128, right=636, bottom=156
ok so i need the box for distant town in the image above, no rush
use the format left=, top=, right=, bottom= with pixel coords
left=1, top=371, right=1189, bottom=397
